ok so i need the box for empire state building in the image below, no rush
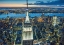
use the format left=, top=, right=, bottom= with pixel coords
left=22, top=0, right=33, bottom=45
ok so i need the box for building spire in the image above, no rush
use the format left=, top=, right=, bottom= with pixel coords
left=25, top=0, right=30, bottom=23
left=27, top=0, right=28, bottom=9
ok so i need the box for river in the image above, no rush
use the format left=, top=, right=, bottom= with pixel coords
left=0, top=13, right=64, bottom=18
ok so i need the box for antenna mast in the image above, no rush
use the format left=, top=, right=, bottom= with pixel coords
left=25, top=0, right=30, bottom=23
left=26, top=0, right=28, bottom=9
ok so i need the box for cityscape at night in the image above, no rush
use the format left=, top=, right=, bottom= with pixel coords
left=0, top=0, right=64, bottom=45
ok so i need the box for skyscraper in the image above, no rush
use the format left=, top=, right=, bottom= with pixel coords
left=22, top=0, right=33, bottom=45
left=52, top=16, right=59, bottom=26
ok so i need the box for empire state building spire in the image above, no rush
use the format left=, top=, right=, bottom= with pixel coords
left=22, top=1, right=33, bottom=45
left=25, top=0, right=30, bottom=23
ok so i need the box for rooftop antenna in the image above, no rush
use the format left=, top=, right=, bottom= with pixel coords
left=26, top=0, right=28, bottom=9
left=25, top=0, right=30, bottom=23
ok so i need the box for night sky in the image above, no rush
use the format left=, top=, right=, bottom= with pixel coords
left=0, top=0, right=64, bottom=7
left=0, top=0, right=64, bottom=5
